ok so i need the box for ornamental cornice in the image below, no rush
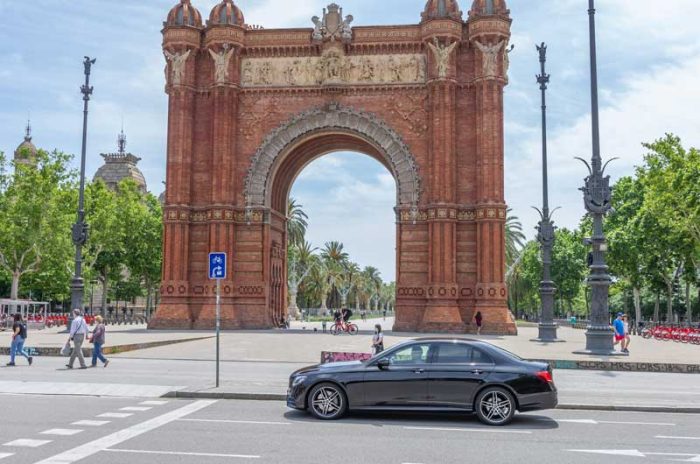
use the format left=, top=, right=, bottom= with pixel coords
left=163, top=207, right=267, bottom=224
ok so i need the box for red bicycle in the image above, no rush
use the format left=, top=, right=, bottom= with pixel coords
left=330, top=319, right=359, bottom=336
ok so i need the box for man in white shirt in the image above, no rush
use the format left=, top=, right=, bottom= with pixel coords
left=67, top=309, right=89, bottom=369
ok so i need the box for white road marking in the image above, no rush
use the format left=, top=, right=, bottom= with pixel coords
left=97, top=413, right=133, bottom=418
left=120, top=406, right=152, bottom=412
left=404, top=426, right=532, bottom=434
left=72, top=420, right=110, bottom=427
left=656, top=436, right=700, bottom=441
left=139, top=401, right=168, bottom=406
left=179, top=418, right=291, bottom=426
left=0, top=453, right=14, bottom=460
left=569, top=449, right=646, bottom=457
left=41, top=429, right=83, bottom=436
left=33, top=400, right=216, bottom=464
left=558, top=419, right=675, bottom=426
left=3, top=439, right=52, bottom=448
left=0, top=381, right=182, bottom=398
left=105, top=449, right=259, bottom=459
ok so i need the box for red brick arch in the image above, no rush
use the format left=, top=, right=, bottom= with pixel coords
left=150, top=1, right=517, bottom=334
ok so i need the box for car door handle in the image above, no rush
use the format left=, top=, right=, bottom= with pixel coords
left=471, top=369, right=484, bottom=375
left=412, top=368, right=425, bottom=374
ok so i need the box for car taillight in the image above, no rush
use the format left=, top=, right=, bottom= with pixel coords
left=536, top=370, right=553, bottom=383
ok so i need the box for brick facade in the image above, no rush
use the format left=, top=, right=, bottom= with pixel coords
left=150, top=1, right=517, bottom=335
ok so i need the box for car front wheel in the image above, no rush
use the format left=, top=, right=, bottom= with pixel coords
left=475, top=387, right=516, bottom=426
left=308, top=383, right=347, bottom=420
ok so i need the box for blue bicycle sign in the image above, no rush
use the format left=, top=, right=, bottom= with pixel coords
left=209, top=252, right=227, bottom=280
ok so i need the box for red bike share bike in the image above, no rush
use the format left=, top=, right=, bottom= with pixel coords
left=330, top=319, right=359, bottom=335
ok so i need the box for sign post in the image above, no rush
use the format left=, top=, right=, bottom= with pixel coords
left=209, top=252, right=226, bottom=388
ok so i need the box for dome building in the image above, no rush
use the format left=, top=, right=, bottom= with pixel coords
left=421, top=0, right=463, bottom=21
left=165, top=0, right=202, bottom=27
left=14, top=121, right=37, bottom=167
left=208, top=0, right=245, bottom=27
left=468, top=0, right=509, bottom=18
left=93, top=129, right=147, bottom=193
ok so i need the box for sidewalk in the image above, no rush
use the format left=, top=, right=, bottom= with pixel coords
left=2, top=318, right=699, bottom=373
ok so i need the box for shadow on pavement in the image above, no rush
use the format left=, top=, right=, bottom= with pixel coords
left=283, top=409, right=559, bottom=430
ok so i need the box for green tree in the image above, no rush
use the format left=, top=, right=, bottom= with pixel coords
left=0, top=150, right=75, bottom=300
left=505, top=208, right=526, bottom=268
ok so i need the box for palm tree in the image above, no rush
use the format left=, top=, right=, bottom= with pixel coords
left=287, top=198, right=308, bottom=248
left=362, top=266, right=382, bottom=310
left=505, top=208, right=526, bottom=268
left=321, top=241, right=349, bottom=265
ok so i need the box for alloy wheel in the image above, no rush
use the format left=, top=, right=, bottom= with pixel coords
left=310, top=385, right=345, bottom=420
left=478, top=389, right=513, bottom=425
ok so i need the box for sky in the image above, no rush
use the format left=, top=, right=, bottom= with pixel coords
left=1, top=0, right=699, bottom=283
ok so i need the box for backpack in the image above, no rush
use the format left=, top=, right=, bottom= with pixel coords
left=20, top=323, right=28, bottom=340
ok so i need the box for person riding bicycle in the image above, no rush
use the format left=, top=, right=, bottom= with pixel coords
left=341, top=307, right=353, bottom=324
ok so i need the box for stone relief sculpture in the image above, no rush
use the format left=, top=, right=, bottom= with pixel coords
left=164, top=49, right=191, bottom=85
left=504, top=43, right=515, bottom=83
left=240, top=54, right=425, bottom=87
left=427, top=38, right=458, bottom=78
left=475, top=39, right=505, bottom=77
left=311, top=4, right=354, bottom=42
left=208, top=46, right=235, bottom=84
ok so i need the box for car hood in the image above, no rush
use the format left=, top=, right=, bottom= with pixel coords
left=291, top=360, right=365, bottom=376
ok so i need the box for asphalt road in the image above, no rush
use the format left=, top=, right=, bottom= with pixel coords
left=1, top=395, right=699, bottom=464
left=2, top=356, right=700, bottom=410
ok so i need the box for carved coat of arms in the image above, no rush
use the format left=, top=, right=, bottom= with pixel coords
left=312, top=3, right=353, bottom=43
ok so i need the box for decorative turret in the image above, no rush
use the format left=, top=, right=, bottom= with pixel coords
left=14, top=120, right=37, bottom=166
left=421, top=0, right=463, bottom=22
left=93, top=129, right=147, bottom=193
left=468, top=0, right=509, bottom=19
left=208, top=0, right=245, bottom=26
left=165, top=0, right=203, bottom=27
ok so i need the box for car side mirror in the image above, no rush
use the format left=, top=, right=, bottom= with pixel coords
left=377, top=358, right=390, bottom=370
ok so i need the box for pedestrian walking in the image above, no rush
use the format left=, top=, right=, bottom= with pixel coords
left=613, top=312, right=628, bottom=354
left=382, top=309, right=387, bottom=321
left=67, top=308, right=89, bottom=369
left=622, top=314, right=631, bottom=353
left=474, top=311, right=483, bottom=335
left=90, top=315, right=109, bottom=368
left=6, top=314, right=33, bottom=366
left=372, top=324, right=384, bottom=355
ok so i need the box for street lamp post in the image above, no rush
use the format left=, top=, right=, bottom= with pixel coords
left=575, top=0, right=618, bottom=355
left=69, top=57, right=96, bottom=316
left=532, top=43, right=561, bottom=343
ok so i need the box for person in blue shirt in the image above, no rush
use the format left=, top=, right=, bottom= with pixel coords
left=613, top=312, right=628, bottom=354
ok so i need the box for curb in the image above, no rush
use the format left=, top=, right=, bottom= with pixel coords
left=0, top=336, right=214, bottom=357
left=161, top=391, right=700, bottom=414
left=538, top=359, right=700, bottom=375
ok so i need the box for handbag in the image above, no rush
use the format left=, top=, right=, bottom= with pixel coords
left=61, top=340, right=72, bottom=356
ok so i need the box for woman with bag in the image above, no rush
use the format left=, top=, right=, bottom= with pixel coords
left=90, top=315, right=109, bottom=368
left=371, top=324, right=384, bottom=355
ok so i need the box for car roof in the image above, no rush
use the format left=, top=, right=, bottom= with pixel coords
left=408, top=337, right=482, bottom=343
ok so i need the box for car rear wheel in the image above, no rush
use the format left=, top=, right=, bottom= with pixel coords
left=308, top=383, right=347, bottom=420
left=475, top=387, right=516, bottom=426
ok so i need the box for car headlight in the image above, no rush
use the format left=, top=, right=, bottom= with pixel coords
left=292, top=376, right=307, bottom=387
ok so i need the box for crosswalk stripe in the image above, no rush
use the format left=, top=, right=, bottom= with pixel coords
left=72, top=420, right=110, bottom=427
left=98, top=413, right=133, bottom=418
left=41, top=429, right=83, bottom=436
left=120, top=407, right=152, bottom=412
left=0, top=453, right=14, bottom=460
left=139, top=401, right=168, bottom=406
left=3, top=439, right=52, bottom=448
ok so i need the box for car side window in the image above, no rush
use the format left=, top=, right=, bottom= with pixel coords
left=435, top=343, right=493, bottom=365
left=383, top=343, right=431, bottom=365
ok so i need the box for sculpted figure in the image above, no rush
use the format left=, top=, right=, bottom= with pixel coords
left=475, top=39, right=505, bottom=77
left=208, top=46, right=235, bottom=84
left=311, top=16, right=323, bottom=41
left=427, top=38, right=458, bottom=78
left=504, top=43, right=515, bottom=82
left=285, top=60, right=303, bottom=85
left=164, top=49, right=191, bottom=85
left=242, top=61, right=254, bottom=84
left=324, top=52, right=342, bottom=81
left=258, top=61, right=273, bottom=85
left=360, top=58, right=375, bottom=81
left=387, top=56, right=402, bottom=83
left=341, top=14, right=354, bottom=41
left=408, top=56, right=421, bottom=81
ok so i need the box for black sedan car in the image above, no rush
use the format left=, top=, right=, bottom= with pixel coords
left=287, top=338, right=557, bottom=426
